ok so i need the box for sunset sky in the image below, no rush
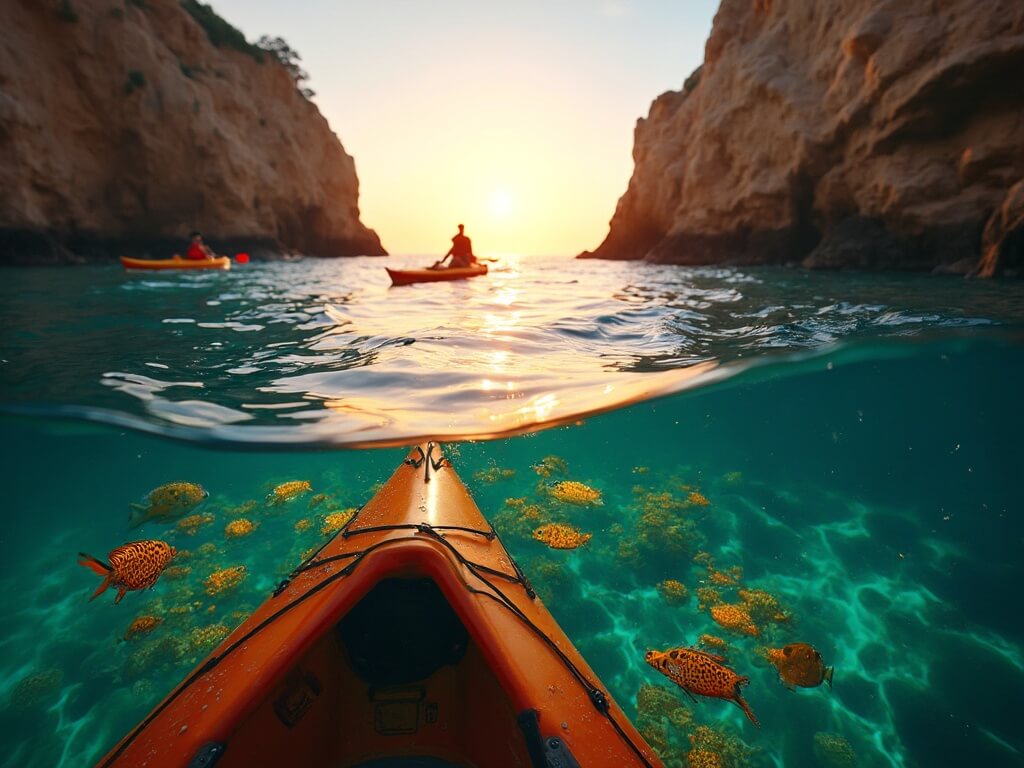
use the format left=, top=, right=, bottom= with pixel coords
left=213, top=1, right=716, bottom=256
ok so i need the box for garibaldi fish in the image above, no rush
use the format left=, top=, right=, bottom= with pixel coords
left=128, top=482, right=208, bottom=529
left=765, top=642, right=834, bottom=690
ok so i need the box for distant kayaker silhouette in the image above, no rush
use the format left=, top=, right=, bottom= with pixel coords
left=433, top=224, right=476, bottom=269
left=181, top=231, right=219, bottom=261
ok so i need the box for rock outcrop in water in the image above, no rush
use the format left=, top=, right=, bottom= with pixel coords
left=0, top=0, right=385, bottom=264
left=581, top=0, right=1024, bottom=276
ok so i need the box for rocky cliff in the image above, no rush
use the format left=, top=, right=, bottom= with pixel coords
left=582, top=0, right=1024, bottom=276
left=0, top=0, right=385, bottom=264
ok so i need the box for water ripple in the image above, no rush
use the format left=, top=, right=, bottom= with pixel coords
left=1, top=255, right=1022, bottom=446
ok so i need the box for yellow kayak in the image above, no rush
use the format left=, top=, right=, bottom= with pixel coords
left=120, top=256, right=232, bottom=271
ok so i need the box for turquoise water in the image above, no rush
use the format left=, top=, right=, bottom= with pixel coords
left=1, top=257, right=1023, bottom=767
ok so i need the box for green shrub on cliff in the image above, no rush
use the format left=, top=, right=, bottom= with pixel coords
left=256, top=36, right=315, bottom=100
left=683, top=65, right=702, bottom=95
left=123, top=70, right=146, bottom=95
left=181, top=0, right=262, bottom=61
left=55, top=0, right=77, bottom=22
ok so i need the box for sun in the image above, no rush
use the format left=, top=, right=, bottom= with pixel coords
left=489, top=189, right=514, bottom=218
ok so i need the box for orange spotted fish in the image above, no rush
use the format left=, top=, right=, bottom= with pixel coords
left=645, top=647, right=760, bottom=727
left=765, top=643, right=834, bottom=690
left=77, top=541, right=176, bottom=604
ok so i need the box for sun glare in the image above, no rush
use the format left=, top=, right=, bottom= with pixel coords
left=489, top=189, right=514, bottom=218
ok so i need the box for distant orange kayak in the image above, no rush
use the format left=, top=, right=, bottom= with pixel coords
left=120, top=255, right=231, bottom=271
left=387, top=263, right=487, bottom=285
left=98, top=443, right=661, bottom=768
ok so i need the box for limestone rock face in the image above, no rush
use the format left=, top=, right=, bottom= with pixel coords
left=0, top=0, right=385, bottom=263
left=582, top=0, right=1024, bottom=274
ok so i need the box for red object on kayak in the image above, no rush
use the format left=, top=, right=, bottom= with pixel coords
left=386, top=264, right=488, bottom=286
left=97, top=443, right=662, bottom=768
left=234, top=253, right=250, bottom=264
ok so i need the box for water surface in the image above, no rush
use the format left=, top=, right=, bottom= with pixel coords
left=1, top=256, right=1022, bottom=767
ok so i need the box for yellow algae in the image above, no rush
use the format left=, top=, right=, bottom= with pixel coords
left=123, top=615, right=163, bottom=642
left=637, top=722, right=674, bottom=764
left=738, top=588, right=790, bottom=625
left=711, top=603, right=760, bottom=637
left=190, top=623, right=231, bottom=651
left=689, top=725, right=756, bottom=768
left=656, top=579, right=690, bottom=606
left=532, top=455, right=568, bottom=478
left=693, top=551, right=715, bottom=567
left=174, top=549, right=193, bottom=561
left=615, top=538, right=642, bottom=566
left=494, top=503, right=554, bottom=539
left=813, top=733, right=856, bottom=768
left=204, top=566, right=247, bottom=596
left=307, top=493, right=331, bottom=510
left=268, top=480, right=312, bottom=505
left=635, top=684, right=691, bottom=764
left=698, top=634, right=729, bottom=651
left=548, top=480, right=602, bottom=506
left=197, top=542, right=218, bottom=556
left=10, top=669, right=64, bottom=709
left=723, top=471, right=743, bottom=484
left=636, top=683, right=686, bottom=719
left=527, top=556, right=569, bottom=602
left=632, top=466, right=650, bottom=474
left=321, top=508, right=356, bottom=536
left=473, top=466, right=516, bottom=483
left=686, top=491, right=711, bottom=507
left=225, top=499, right=258, bottom=518
left=224, top=518, right=258, bottom=539
left=532, top=523, right=591, bottom=550
left=504, top=497, right=526, bottom=508
left=708, top=569, right=737, bottom=587
left=163, top=565, right=192, bottom=581
left=176, top=513, right=214, bottom=536
left=696, top=587, right=722, bottom=611
left=294, top=518, right=312, bottom=533
left=299, top=545, right=319, bottom=561
left=687, top=750, right=725, bottom=768
left=122, top=636, right=185, bottom=680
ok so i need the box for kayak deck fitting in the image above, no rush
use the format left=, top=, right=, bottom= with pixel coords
left=99, top=443, right=660, bottom=768
left=386, top=264, right=488, bottom=286
left=120, top=256, right=232, bottom=271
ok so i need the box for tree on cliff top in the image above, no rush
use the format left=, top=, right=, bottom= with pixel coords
left=256, top=36, right=315, bottom=100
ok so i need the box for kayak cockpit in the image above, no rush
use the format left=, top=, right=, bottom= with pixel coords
left=216, top=576, right=531, bottom=767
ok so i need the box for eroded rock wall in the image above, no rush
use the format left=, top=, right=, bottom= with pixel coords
left=0, top=0, right=385, bottom=263
left=582, top=0, right=1024, bottom=275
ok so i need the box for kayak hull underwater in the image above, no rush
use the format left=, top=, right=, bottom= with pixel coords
left=98, top=443, right=661, bottom=768
left=120, top=256, right=232, bottom=271
left=387, top=264, right=487, bottom=286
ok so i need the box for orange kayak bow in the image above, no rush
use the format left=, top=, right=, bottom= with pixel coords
left=98, top=443, right=661, bottom=768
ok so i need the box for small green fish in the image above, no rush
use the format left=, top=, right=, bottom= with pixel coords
left=129, top=482, right=208, bottom=529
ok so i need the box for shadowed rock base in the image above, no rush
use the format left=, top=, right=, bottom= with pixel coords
left=0, top=229, right=383, bottom=266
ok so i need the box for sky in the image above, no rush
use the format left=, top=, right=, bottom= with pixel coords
left=212, top=1, right=717, bottom=256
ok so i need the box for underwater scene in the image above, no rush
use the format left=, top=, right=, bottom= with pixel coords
left=1, top=258, right=1023, bottom=768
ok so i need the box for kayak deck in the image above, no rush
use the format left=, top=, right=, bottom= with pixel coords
left=99, top=443, right=660, bottom=768
left=387, top=264, right=487, bottom=286
left=120, top=255, right=231, bottom=271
